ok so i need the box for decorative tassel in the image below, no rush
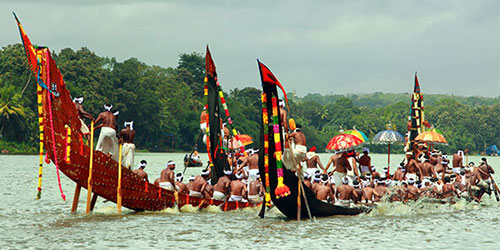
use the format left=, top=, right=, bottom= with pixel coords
left=271, top=95, right=290, bottom=198
left=64, top=125, right=71, bottom=163
left=261, top=93, right=272, bottom=206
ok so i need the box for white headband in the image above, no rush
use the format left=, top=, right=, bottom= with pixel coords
left=104, top=104, right=113, bottom=111
left=113, top=111, right=119, bottom=116
left=235, top=172, right=243, bottom=179
left=342, top=177, right=349, bottom=184
left=189, top=176, right=195, bottom=181
left=73, top=97, right=83, bottom=104
left=223, top=170, right=232, bottom=175
left=124, top=121, right=134, bottom=130
left=201, top=169, right=210, bottom=176
left=167, top=161, right=175, bottom=167
left=279, top=99, right=285, bottom=107
left=139, top=161, right=147, bottom=168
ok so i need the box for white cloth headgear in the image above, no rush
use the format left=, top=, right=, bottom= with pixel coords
left=279, top=99, right=285, bottom=107
left=363, top=147, right=369, bottom=153
left=73, top=97, right=83, bottom=104
left=113, top=111, right=119, bottom=116
left=342, top=176, right=349, bottom=184
left=104, top=104, right=113, bottom=111
left=188, top=175, right=195, bottom=181
left=223, top=170, right=232, bottom=176
left=235, top=172, right=243, bottom=179
left=201, top=169, right=210, bottom=176
left=139, top=160, right=147, bottom=168
left=176, top=173, right=184, bottom=182
left=124, top=121, right=134, bottom=130
left=166, top=161, right=175, bottom=167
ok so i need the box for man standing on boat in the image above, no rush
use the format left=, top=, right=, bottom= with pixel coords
left=302, top=146, right=325, bottom=177
left=133, top=160, right=148, bottom=182
left=119, top=121, right=135, bottom=169
left=452, top=149, right=467, bottom=172
left=159, top=160, right=176, bottom=191
left=95, top=104, right=119, bottom=161
left=358, top=148, right=372, bottom=176
left=326, top=151, right=352, bottom=189
left=283, top=124, right=307, bottom=173
left=200, top=107, right=208, bottom=144
left=404, top=152, right=423, bottom=181
left=73, top=96, right=92, bottom=139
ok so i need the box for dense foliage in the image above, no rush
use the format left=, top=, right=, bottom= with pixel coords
left=0, top=44, right=498, bottom=154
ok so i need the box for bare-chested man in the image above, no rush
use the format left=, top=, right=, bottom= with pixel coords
left=73, top=96, right=92, bottom=138
left=474, top=158, right=495, bottom=200
left=175, top=173, right=189, bottom=195
left=302, top=146, right=324, bottom=176
left=283, top=125, right=307, bottom=172
left=358, top=148, right=372, bottom=176
left=352, top=180, right=363, bottom=204
left=95, top=104, right=119, bottom=161
left=229, top=172, right=247, bottom=202
left=213, top=170, right=232, bottom=201
left=190, top=169, right=210, bottom=198
left=452, top=150, right=466, bottom=172
left=362, top=181, right=380, bottom=204
left=238, top=149, right=260, bottom=183
left=404, top=152, right=423, bottom=181
left=335, top=177, right=358, bottom=206
left=200, top=107, right=208, bottom=144
left=440, top=176, right=460, bottom=199
left=328, top=152, right=352, bottom=189
left=119, top=121, right=136, bottom=169
left=404, top=179, right=420, bottom=202
left=374, top=179, right=389, bottom=202
left=279, top=99, right=288, bottom=133
left=248, top=174, right=265, bottom=204
left=159, top=160, right=176, bottom=191
left=393, top=163, right=406, bottom=181
left=324, top=152, right=340, bottom=173
left=133, top=160, right=148, bottom=182
left=421, top=157, right=437, bottom=179
left=315, top=177, right=335, bottom=203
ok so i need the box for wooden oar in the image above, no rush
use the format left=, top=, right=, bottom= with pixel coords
left=490, top=175, right=500, bottom=202
left=117, top=143, right=123, bottom=214
left=85, top=120, right=94, bottom=214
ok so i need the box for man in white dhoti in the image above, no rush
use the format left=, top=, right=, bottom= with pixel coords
left=119, top=121, right=136, bottom=169
left=283, top=125, right=307, bottom=173
left=73, top=96, right=92, bottom=139
left=95, top=104, right=119, bottom=161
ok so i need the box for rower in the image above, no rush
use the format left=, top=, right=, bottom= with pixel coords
left=302, top=146, right=325, bottom=177
left=229, top=172, right=247, bottom=202
left=159, top=161, right=176, bottom=191
left=94, top=104, right=119, bottom=161
left=404, top=152, right=423, bottom=181
left=73, top=96, right=92, bottom=139
left=133, top=160, right=148, bottom=182
left=374, top=179, right=389, bottom=202
left=352, top=180, right=363, bottom=204
left=248, top=173, right=265, bottom=204
left=335, top=176, right=358, bottom=207
left=315, top=175, right=335, bottom=203
left=119, top=121, right=136, bottom=169
left=213, top=170, right=232, bottom=201
left=190, top=169, right=209, bottom=198
left=175, top=173, right=189, bottom=195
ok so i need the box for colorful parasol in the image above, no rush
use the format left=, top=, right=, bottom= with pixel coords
left=326, top=134, right=363, bottom=151
left=227, top=134, right=253, bottom=149
left=372, top=129, right=405, bottom=173
left=343, top=129, right=369, bottom=142
left=415, top=131, right=447, bottom=145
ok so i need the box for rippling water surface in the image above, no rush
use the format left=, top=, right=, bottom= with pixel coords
left=1, top=153, right=500, bottom=249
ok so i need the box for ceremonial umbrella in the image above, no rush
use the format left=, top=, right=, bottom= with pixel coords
left=372, top=130, right=405, bottom=173
left=326, top=134, right=364, bottom=151
left=227, top=134, right=253, bottom=149
left=415, top=131, right=448, bottom=145
left=343, top=129, right=369, bottom=142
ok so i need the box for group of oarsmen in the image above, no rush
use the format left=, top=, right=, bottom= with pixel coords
left=74, top=97, right=136, bottom=169
left=301, top=145, right=497, bottom=206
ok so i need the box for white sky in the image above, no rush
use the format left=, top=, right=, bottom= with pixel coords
left=1, top=0, right=499, bottom=97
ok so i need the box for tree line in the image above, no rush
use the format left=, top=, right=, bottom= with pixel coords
left=0, top=44, right=498, bottom=154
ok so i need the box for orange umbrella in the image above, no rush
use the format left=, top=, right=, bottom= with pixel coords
left=415, top=131, right=447, bottom=145
left=326, top=134, right=363, bottom=151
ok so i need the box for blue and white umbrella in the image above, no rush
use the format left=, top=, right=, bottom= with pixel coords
left=372, top=130, right=405, bottom=173
left=372, top=130, right=405, bottom=144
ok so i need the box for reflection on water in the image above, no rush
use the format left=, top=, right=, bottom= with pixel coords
left=1, top=153, right=500, bottom=249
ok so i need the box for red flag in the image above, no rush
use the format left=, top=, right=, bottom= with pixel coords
left=257, top=60, right=289, bottom=109
left=414, top=72, right=420, bottom=93
left=13, top=13, right=38, bottom=77
left=205, top=45, right=216, bottom=78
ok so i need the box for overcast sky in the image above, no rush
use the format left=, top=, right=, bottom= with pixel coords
left=1, top=0, right=499, bottom=97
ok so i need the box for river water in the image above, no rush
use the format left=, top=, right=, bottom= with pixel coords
left=1, top=153, right=500, bottom=249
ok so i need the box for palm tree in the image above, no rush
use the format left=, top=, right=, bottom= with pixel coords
left=0, top=85, right=33, bottom=140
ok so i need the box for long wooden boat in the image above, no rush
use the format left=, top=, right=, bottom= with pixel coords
left=257, top=61, right=369, bottom=219
left=14, top=14, right=260, bottom=213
